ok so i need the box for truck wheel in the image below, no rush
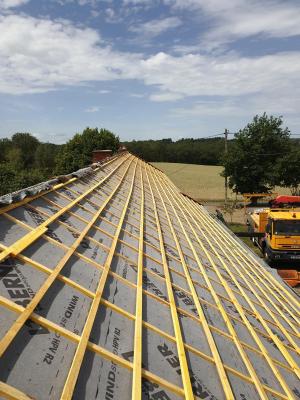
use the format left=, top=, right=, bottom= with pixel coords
left=264, top=249, right=273, bottom=266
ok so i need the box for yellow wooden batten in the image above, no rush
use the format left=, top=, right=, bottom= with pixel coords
left=0, top=151, right=299, bottom=400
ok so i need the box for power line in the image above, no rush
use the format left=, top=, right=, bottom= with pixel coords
left=199, top=132, right=236, bottom=139
left=200, top=133, right=223, bottom=139
left=252, top=149, right=300, bottom=156
left=199, top=132, right=300, bottom=140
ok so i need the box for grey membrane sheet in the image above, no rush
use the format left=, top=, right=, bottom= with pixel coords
left=0, top=152, right=299, bottom=400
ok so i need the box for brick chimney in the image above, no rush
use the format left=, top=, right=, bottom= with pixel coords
left=118, top=145, right=127, bottom=153
left=92, top=149, right=113, bottom=163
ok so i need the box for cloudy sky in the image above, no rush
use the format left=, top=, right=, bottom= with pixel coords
left=1, top=0, right=300, bottom=143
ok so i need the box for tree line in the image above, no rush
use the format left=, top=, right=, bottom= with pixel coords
left=0, top=128, right=119, bottom=195
left=124, top=137, right=228, bottom=165
left=0, top=113, right=299, bottom=197
left=0, top=128, right=228, bottom=196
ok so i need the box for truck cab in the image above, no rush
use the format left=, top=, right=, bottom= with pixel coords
left=264, top=211, right=300, bottom=263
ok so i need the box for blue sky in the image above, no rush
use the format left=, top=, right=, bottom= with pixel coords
left=0, top=0, right=300, bottom=143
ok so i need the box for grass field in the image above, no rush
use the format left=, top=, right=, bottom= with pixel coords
left=152, top=162, right=300, bottom=291
left=151, top=162, right=235, bottom=201
left=228, top=223, right=262, bottom=257
left=152, top=162, right=288, bottom=202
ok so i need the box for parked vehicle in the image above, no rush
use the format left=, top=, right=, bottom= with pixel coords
left=247, top=196, right=300, bottom=264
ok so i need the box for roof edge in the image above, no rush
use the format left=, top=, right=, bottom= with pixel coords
left=0, top=152, right=122, bottom=207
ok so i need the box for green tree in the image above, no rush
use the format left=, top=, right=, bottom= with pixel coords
left=124, top=137, right=226, bottom=164
left=6, top=147, right=24, bottom=170
left=55, top=127, right=120, bottom=174
left=0, top=164, right=45, bottom=196
left=35, top=143, right=59, bottom=173
left=11, top=132, right=40, bottom=169
left=0, top=138, right=12, bottom=163
left=276, top=149, right=300, bottom=195
left=223, top=113, right=290, bottom=194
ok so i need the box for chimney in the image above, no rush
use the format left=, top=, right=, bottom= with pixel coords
left=92, top=149, right=113, bottom=163
left=118, top=145, right=127, bottom=153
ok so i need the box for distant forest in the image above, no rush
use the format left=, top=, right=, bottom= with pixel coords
left=125, top=137, right=300, bottom=166
left=124, top=137, right=229, bottom=165
left=0, top=132, right=230, bottom=196
left=1, top=127, right=299, bottom=196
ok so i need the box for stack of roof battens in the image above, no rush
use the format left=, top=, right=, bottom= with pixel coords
left=0, top=152, right=299, bottom=400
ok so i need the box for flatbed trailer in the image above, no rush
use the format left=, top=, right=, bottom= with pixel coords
left=277, top=268, right=300, bottom=287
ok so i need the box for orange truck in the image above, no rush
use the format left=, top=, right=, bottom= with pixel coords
left=247, top=196, right=300, bottom=265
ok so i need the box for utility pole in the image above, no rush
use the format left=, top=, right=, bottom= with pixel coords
left=224, top=129, right=228, bottom=205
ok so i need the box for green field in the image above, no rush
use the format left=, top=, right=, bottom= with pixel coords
left=152, top=162, right=288, bottom=202
left=151, top=162, right=234, bottom=201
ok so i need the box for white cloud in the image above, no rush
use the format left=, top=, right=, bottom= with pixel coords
left=140, top=51, right=300, bottom=100
left=85, top=105, right=100, bottom=112
left=58, top=0, right=99, bottom=5
left=123, top=0, right=152, bottom=4
left=104, top=7, right=122, bottom=23
left=105, top=7, right=114, bottom=18
left=130, top=93, right=145, bottom=98
left=77, top=0, right=90, bottom=4
left=1, top=12, right=300, bottom=121
left=91, top=9, right=100, bottom=17
left=172, top=99, right=249, bottom=117
left=99, top=89, right=111, bottom=93
left=129, top=16, right=182, bottom=37
left=166, top=0, right=300, bottom=49
left=0, top=14, right=140, bottom=94
left=150, top=92, right=183, bottom=102
left=171, top=44, right=202, bottom=55
left=0, top=0, right=29, bottom=8
left=172, top=93, right=300, bottom=121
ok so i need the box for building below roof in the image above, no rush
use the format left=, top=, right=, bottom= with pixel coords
left=0, top=151, right=299, bottom=400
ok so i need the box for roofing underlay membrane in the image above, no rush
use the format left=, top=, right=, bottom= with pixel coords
left=0, top=152, right=299, bottom=400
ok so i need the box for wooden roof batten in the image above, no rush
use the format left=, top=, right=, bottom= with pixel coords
left=0, top=151, right=299, bottom=400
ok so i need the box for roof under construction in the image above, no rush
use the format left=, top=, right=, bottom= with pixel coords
left=0, top=152, right=299, bottom=400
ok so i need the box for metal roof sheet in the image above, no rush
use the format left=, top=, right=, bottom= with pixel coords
left=0, top=152, right=299, bottom=400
